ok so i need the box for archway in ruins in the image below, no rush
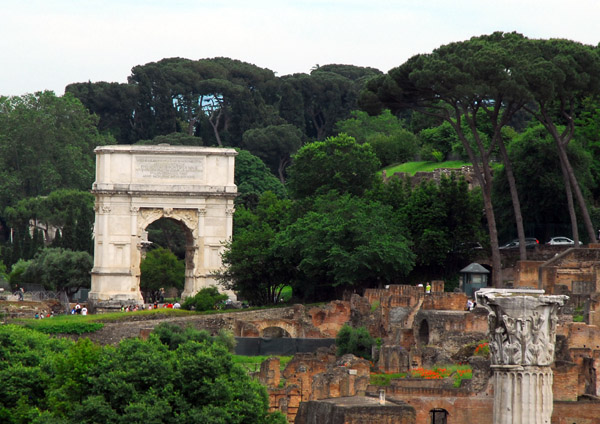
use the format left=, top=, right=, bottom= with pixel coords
left=261, top=326, right=292, bottom=338
left=88, top=145, right=237, bottom=309
left=418, top=319, right=430, bottom=345
left=429, top=408, right=448, bottom=424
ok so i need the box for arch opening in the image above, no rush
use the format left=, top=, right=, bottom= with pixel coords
left=418, top=319, right=430, bottom=345
left=139, top=217, right=193, bottom=303
left=261, top=326, right=292, bottom=338
left=430, top=408, right=448, bottom=424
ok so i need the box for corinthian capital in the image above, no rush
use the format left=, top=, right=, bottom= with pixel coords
left=476, top=289, right=567, bottom=367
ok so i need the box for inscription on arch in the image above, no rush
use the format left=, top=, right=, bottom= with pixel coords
left=135, top=155, right=204, bottom=180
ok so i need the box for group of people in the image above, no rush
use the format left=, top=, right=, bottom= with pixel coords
left=70, top=303, right=88, bottom=315
left=417, top=283, right=432, bottom=293
left=34, top=310, right=53, bottom=319
left=120, top=301, right=181, bottom=312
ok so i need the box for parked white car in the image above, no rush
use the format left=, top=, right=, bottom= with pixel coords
left=546, top=237, right=583, bottom=246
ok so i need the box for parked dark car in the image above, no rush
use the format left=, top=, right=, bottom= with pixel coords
left=499, top=238, right=539, bottom=249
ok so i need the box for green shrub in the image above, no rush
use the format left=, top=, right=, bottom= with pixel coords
left=370, top=373, right=405, bottom=386
left=232, top=355, right=293, bottom=372
left=335, top=325, right=374, bottom=360
left=474, top=342, right=489, bottom=357
left=24, top=320, right=103, bottom=334
left=182, top=286, right=229, bottom=311
left=151, top=322, right=236, bottom=352
left=370, top=300, right=380, bottom=312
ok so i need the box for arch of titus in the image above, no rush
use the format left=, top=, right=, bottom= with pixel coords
left=88, top=145, right=237, bottom=309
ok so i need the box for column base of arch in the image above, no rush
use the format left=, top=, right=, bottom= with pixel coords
left=89, top=270, right=144, bottom=312
left=181, top=274, right=237, bottom=301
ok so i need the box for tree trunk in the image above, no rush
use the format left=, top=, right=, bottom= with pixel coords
left=497, top=139, right=527, bottom=260
left=557, top=140, right=596, bottom=242
left=454, top=129, right=502, bottom=287
left=278, top=157, right=289, bottom=184
left=209, top=108, right=223, bottom=147
left=557, top=145, right=579, bottom=244
left=535, top=108, right=597, bottom=244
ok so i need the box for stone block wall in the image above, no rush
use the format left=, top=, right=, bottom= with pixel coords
left=364, top=285, right=423, bottom=309
left=370, top=384, right=493, bottom=424
left=269, top=352, right=372, bottom=422
left=378, top=345, right=410, bottom=374
left=421, top=292, right=467, bottom=311
left=294, top=397, right=417, bottom=424
left=552, top=362, right=579, bottom=401
left=233, top=302, right=351, bottom=339
left=561, top=322, right=600, bottom=349
left=552, top=401, right=600, bottom=424
left=514, top=260, right=544, bottom=288
left=539, top=248, right=600, bottom=295
left=308, top=301, right=352, bottom=338
left=259, top=357, right=281, bottom=388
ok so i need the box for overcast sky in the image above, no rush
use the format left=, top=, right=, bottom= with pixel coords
left=1, top=0, right=599, bottom=96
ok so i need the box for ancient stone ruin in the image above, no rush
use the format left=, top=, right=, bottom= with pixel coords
left=88, top=145, right=237, bottom=310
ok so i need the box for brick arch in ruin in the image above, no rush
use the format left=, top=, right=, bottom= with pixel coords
left=88, top=145, right=237, bottom=310
left=235, top=319, right=300, bottom=338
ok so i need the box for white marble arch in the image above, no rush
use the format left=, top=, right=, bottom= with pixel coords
left=88, top=145, right=237, bottom=309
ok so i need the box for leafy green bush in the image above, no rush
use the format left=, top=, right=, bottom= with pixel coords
left=152, top=322, right=237, bottom=353
left=474, top=342, right=490, bottom=357
left=232, top=355, right=293, bottom=372
left=24, top=319, right=104, bottom=334
left=370, top=372, right=406, bottom=386
left=335, top=325, right=375, bottom=360
left=182, top=286, right=229, bottom=311
left=0, top=324, right=286, bottom=423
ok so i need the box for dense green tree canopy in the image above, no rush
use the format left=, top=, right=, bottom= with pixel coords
left=128, top=57, right=278, bottom=145
left=234, top=149, right=287, bottom=208
left=361, top=32, right=540, bottom=284
left=276, top=193, right=415, bottom=301
left=218, top=192, right=293, bottom=306
left=493, top=125, right=594, bottom=243
left=399, top=176, right=485, bottom=283
left=0, top=325, right=286, bottom=424
left=521, top=38, right=600, bottom=244
left=140, top=247, right=185, bottom=299
left=0, top=91, right=113, bottom=213
left=335, top=110, right=419, bottom=166
left=65, top=81, right=138, bottom=144
left=3, top=189, right=95, bottom=255
left=20, top=248, right=93, bottom=296
left=286, top=134, right=380, bottom=199
left=242, top=124, right=303, bottom=183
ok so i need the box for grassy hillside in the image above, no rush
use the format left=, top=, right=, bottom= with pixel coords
left=383, top=161, right=471, bottom=176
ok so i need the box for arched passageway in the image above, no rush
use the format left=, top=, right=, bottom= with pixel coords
left=418, top=319, right=430, bottom=345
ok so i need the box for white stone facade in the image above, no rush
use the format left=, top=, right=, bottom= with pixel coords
left=88, top=145, right=237, bottom=308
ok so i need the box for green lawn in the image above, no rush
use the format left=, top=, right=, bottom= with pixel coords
left=232, top=355, right=293, bottom=372
left=383, top=161, right=471, bottom=176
